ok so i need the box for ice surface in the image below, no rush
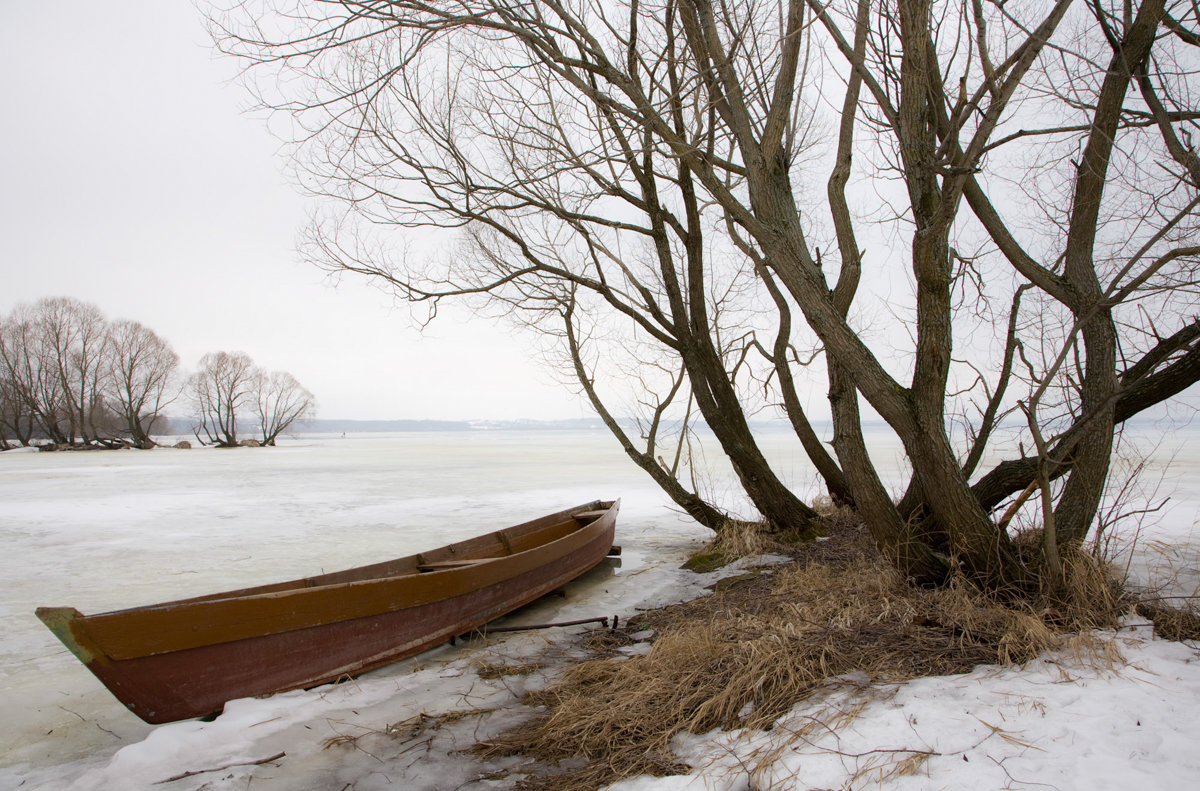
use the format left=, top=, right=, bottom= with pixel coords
left=1, top=426, right=1198, bottom=790
left=0, top=431, right=716, bottom=788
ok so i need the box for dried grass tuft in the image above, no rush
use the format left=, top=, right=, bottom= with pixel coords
left=1121, top=537, right=1200, bottom=642
left=481, top=530, right=1130, bottom=790
left=682, top=520, right=769, bottom=573
left=1054, top=548, right=1133, bottom=629
left=1135, top=599, right=1200, bottom=641
left=380, top=706, right=497, bottom=745
left=474, top=661, right=543, bottom=680
left=682, top=516, right=825, bottom=573
left=321, top=707, right=498, bottom=752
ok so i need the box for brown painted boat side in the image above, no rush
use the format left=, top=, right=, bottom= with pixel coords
left=36, top=500, right=618, bottom=724
left=85, top=518, right=589, bottom=660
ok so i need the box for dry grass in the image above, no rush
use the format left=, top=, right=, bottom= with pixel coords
left=1135, top=599, right=1200, bottom=640
left=682, top=502, right=861, bottom=574
left=474, top=660, right=544, bottom=680
left=322, top=706, right=498, bottom=756
left=1122, top=538, right=1200, bottom=642
left=680, top=519, right=778, bottom=573
left=479, top=519, right=1130, bottom=790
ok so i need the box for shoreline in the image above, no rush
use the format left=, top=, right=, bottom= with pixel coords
left=13, top=524, right=1200, bottom=790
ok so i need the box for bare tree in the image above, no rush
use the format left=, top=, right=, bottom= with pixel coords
left=217, top=0, right=1200, bottom=591
left=0, top=312, right=43, bottom=446
left=0, top=300, right=101, bottom=445
left=106, top=319, right=180, bottom=448
left=0, top=372, right=39, bottom=448
left=190, top=351, right=259, bottom=447
left=0, top=319, right=35, bottom=448
left=251, top=369, right=316, bottom=445
left=36, top=297, right=111, bottom=445
left=0, top=373, right=14, bottom=449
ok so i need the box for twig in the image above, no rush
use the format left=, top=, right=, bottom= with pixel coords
left=996, top=479, right=1039, bottom=531
left=472, top=616, right=611, bottom=635
left=153, top=752, right=286, bottom=784
left=57, top=706, right=117, bottom=738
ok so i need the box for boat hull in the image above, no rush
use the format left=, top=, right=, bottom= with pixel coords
left=37, top=500, right=618, bottom=724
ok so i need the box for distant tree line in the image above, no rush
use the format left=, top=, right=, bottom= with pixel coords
left=0, top=297, right=315, bottom=450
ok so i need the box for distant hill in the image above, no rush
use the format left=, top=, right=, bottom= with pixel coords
left=164, top=417, right=616, bottom=435
left=299, top=418, right=614, bottom=433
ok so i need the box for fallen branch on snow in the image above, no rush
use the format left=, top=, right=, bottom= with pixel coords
left=153, top=751, right=286, bottom=784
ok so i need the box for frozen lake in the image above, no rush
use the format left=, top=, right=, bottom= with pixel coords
left=0, top=431, right=685, bottom=771
left=2, top=424, right=1198, bottom=788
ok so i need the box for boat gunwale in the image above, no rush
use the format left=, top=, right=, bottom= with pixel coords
left=76, top=499, right=611, bottom=618
left=115, top=514, right=592, bottom=611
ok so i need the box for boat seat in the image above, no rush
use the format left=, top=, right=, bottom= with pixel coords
left=417, top=557, right=502, bottom=571
left=573, top=510, right=608, bottom=520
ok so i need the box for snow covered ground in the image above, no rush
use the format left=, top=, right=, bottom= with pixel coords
left=2, top=427, right=1199, bottom=790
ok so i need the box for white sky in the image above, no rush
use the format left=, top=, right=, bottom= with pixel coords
left=0, top=1, right=589, bottom=421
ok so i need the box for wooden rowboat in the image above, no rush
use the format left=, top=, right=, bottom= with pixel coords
left=37, top=499, right=619, bottom=724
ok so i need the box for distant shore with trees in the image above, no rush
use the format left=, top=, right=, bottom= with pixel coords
left=0, top=297, right=314, bottom=451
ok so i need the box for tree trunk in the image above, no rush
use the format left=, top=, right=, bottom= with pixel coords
left=564, top=308, right=729, bottom=531
left=828, top=362, right=950, bottom=582
left=683, top=340, right=820, bottom=532
left=645, top=147, right=820, bottom=534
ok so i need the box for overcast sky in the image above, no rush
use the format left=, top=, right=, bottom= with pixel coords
left=0, top=1, right=589, bottom=421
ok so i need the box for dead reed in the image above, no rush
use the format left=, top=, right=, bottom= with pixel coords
left=473, top=660, right=544, bottom=680
left=479, top=520, right=1130, bottom=789
left=1135, top=599, right=1200, bottom=640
